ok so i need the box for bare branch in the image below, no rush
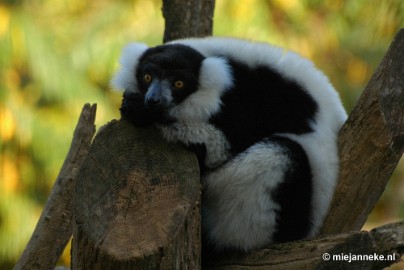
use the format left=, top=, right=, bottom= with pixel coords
left=14, top=104, right=97, bottom=270
left=321, top=28, right=404, bottom=235
left=203, top=221, right=404, bottom=270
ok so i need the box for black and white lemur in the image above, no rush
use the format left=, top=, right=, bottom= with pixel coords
left=111, top=37, right=347, bottom=252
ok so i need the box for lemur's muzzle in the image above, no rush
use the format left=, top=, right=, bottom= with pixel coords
left=145, top=80, right=162, bottom=108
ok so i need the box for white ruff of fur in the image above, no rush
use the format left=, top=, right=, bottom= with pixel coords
left=168, top=57, right=233, bottom=122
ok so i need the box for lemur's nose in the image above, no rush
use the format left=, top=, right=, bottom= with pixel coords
left=145, top=97, right=161, bottom=107
left=145, top=80, right=162, bottom=108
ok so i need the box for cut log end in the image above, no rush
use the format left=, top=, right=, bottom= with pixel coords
left=72, top=120, right=201, bottom=269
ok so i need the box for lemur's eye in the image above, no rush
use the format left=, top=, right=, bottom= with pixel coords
left=144, top=74, right=152, bottom=83
left=174, top=80, right=184, bottom=89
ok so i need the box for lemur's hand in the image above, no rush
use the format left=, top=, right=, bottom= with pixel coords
left=120, top=91, right=154, bottom=127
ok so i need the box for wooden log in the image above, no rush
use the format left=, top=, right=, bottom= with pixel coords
left=14, top=104, right=97, bottom=270
left=202, top=221, right=404, bottom=270
left=162, top=0, right=215, bottom=43
left=72, top=120, right=201, bottom=269
left=321, top=28, right=404, bottom=234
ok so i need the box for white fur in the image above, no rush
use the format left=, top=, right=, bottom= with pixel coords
left=168, top=57, right=233, bottom=122
left=202, top=141, right=290, bottom=251
left=110, top=42, right=148, bottom=92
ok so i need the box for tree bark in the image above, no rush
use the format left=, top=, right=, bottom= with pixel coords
left=72, top=120, right=201, bottom=269
left=162, top=0, right=215, bottom=43
left=14, top=104, right=97, bottom=270
left=321, top=28, right=404, bottom=235
left=202, top=221, right=404, bottom=270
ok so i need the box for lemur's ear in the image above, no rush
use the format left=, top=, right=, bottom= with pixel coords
left=199, top=57, right=233, bottom=93
left=111, top=43, right=149, bottom=92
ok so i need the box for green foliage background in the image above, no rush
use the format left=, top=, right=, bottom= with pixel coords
left=0, top=0, right=403, bottom=268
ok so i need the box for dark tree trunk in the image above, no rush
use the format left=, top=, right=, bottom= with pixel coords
left=162, top=0, right=215, bottom=43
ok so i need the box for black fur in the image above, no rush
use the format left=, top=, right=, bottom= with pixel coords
left=187, top=143, right=207, bottom=175
left=136, top=44, right=205, bottom=104
left=120, top=45, right=206, bottom=126
left=269, top=136, right=313, bottom=242
left=120, top=91, right=171, bottom=127
left=210, top=59, right=318, bottom=156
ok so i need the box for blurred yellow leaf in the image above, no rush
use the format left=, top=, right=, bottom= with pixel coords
left=1, top=157, right=19, bottom=194
left=232, top=0, right=256, bottom=20
left=347, top=57, right=371, bottom=86
left=0, top=105, right=16, bottom=142
left=0, top=5, right=9, bottom=38
left=272, top=0, right=299, bottom=11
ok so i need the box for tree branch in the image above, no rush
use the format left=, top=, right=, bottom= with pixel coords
left=321, top=28, right=404, bottom=235
left=202, top=221, right=404, bottom=269
left=14, top=104, right=97, bottom=270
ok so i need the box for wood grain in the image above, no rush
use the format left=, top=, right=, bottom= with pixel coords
left=72, top=120, right=200, bottom=269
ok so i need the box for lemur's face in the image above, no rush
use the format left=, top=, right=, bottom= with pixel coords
left=115, top=41, right=233, bottom=126
left=135, top=44, right=205, bottom=110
